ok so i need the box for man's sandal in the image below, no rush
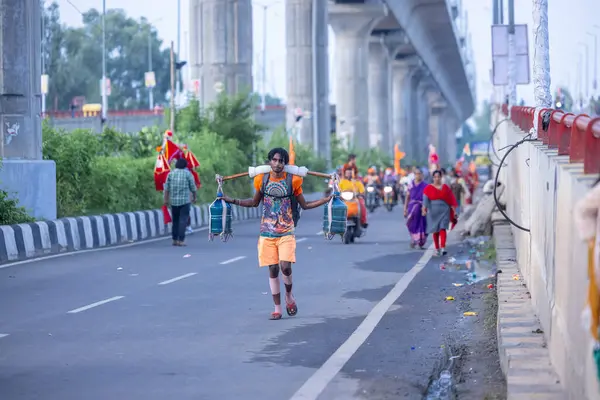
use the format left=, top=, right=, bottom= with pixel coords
left=286, top=302, right=298, bottom=316
left=270, top=312, right=282, bottom=320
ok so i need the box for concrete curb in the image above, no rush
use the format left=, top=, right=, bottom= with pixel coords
left=492, top=212, right=566, bottom=399
left=0, top=203, right=262, bottom=265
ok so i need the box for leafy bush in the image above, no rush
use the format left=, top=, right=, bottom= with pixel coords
left=34, top=94, right=393, bottom=221
left=0, top=188, right=35, bottom=225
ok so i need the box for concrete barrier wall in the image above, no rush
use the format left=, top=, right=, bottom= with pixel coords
left=0, top=192, right=323, bottom=266
left=494, top=112, right=600, bottom=399
left=46, top=109, right=286, bottom=134
left=0, top=203, right=259, bottom=265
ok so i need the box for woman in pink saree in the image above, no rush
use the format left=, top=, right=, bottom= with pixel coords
left=403, top=169, right=428, bottom=248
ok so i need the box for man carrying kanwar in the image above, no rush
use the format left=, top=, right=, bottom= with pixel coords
left=221, top=147, right=332, bottom=320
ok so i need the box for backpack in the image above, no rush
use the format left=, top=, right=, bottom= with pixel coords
left=261, top=173, right=301, bottom=227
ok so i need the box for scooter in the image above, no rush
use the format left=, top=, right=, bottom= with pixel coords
left=383, top=184, right=396, bottom=211
left=340, top=191, right=364, bottom=244
left=365, top=184, right=379, bottom=213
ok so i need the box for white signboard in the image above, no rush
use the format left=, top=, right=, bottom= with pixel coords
left=491, top=24, right=530, bottom=86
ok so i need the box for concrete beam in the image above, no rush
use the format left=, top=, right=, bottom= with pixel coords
left=189, top=0, right=253, bottom=107
left=329, top=2, right=387, bottom=149
left=385, top=0, right=474, bottom=122
left=0, top=0, right=56, bottom=220
left=285, top=0, right=330, bottom=162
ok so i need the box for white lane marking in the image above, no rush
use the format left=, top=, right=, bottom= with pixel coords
left=220, top=256, right=246, bottom=265
left=158, top=272, right=197, bottom=286
left=0, top=226, right=210, bottom=270
left=296, top=238, right=307, bottom=243
left=0, top=334, right=9, bottom=339
left=289, top=244, right=435, bottom=400
left=67, top=296, right=125, bottom=314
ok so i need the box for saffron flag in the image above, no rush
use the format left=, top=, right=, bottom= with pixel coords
left=394, top=144, right=406, bottom=175
left=289, top=135, right=296, bottom=165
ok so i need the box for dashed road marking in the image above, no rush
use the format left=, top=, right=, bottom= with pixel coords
left=158, top=272, right=198, bottom=286
left=67, top=296, right=125, bottom=314
left=220, top=256, right=246, bottom=265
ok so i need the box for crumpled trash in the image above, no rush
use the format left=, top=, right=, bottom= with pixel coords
left=512, top=274, right=520, bottom=280
left=117, top=267, right=123, bottom=271
left=183, top=254, right=191, bottom=258
left=463, top=311, right=477, bottom=316
left=452, top=283, right=463, bottom=287
left=445, top=296, right=455, bottom=301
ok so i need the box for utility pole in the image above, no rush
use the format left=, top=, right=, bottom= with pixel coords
left=176, top=0, right=181, bottom=104
left=170, top=41, right=175, bottom=132
left=101, top=0, right=108, bottom=121
left=148, top=29, right=154, bottom=109
left=531, top=0, right=552, bottom=108
left=41, top=0, right=46, bottom=115
left=507, top=0, right=516, bottom=111
left=261, top=4, right=267, bottom=112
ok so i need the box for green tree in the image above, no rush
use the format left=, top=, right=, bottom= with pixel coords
left=43, top=3, right=175, bottom=110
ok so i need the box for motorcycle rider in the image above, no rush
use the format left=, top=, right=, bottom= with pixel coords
left=339, top=168, right=368, bottom=228
left=382, top=167, right=398, bottom=202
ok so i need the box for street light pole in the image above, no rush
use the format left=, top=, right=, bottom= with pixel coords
left=579, top=42, right=590, bottom=100
left=148, top=29, right=154, bottom=109
left=176, top=0, right=181, bottom=104
left=101, top=0, right=108, bottom=120
left=261, top=4, right=267, bottom=112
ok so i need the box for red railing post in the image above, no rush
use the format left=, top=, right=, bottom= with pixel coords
left=584, top=117, right=600, bottom=174
left=569, top=114, right=590, bottom=163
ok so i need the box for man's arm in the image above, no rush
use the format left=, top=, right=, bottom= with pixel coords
left=296, top=192, right=332, bottom=210
left=163, top=175, right=171, bottom=205
left=187, top=172, right=197, bottom=202
left=222, top=190, right=263, bottom=208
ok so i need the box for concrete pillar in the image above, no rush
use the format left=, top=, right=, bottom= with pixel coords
left=367, top=37, right=392, bottom=151
left=442, top=110, right=459, bottom=163
left=329, top=3, right=386, bottom=149
left=285, top=0, right=330, bottom=163
left=416, top=83, right=430, bottom=165
left=189, top=0, right=253, bottom=107
left=390, top=58, right=417, bottom=159
left=0, top=0, right=56, bottom=220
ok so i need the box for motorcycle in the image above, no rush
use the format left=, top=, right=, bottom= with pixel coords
left=383, top=184, right=397, bottom=211
left=340, top=191, right=364, bottom=244
left=365, top=184, right=379, bottom=212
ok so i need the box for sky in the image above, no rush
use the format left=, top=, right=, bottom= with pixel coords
left=55, top=0, right=600, bottom=114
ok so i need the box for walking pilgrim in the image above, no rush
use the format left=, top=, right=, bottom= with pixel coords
left=219, top=148, right=332, bottom=320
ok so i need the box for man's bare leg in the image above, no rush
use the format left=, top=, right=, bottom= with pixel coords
left=268, top=264, right=282, bottom=319
left=281, top=261, right=297, bottom=316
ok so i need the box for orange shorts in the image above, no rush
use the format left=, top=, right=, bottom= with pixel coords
left=257, top=235, right=296, bottom=267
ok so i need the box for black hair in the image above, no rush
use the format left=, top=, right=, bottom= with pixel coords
left=268, top=147, right=289, bottom=164
left=432, top=170, right=442, bottom=177
left=348, top=154, right=356, bottom=161
left=441, top=168, right=447, bottom=174
left=175, top=158, right=188, bottom=169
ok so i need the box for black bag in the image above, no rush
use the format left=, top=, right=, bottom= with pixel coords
left=261, top=173, right=301, bottom=227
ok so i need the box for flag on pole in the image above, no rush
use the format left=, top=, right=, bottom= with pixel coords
left=394, top=144, right=405, bottom=175
left=289, top=135, right=296, bottom=165
left=462, top=143, right=471, bottom=157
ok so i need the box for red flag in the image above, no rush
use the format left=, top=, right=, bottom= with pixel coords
left=162, top=204, right=172, bottom=224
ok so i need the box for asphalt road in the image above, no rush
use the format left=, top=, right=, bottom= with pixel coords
left=0, top=204, right=484, bottom=400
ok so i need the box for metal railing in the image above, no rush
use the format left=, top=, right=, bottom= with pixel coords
left=502, top=104, right=600, bottom=174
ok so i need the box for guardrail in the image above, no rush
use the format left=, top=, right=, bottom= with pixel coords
left=502, top=105, right=600, bottom=174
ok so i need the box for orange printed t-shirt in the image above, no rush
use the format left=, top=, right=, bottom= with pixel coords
left=253, top=172, right=303, bottom=238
